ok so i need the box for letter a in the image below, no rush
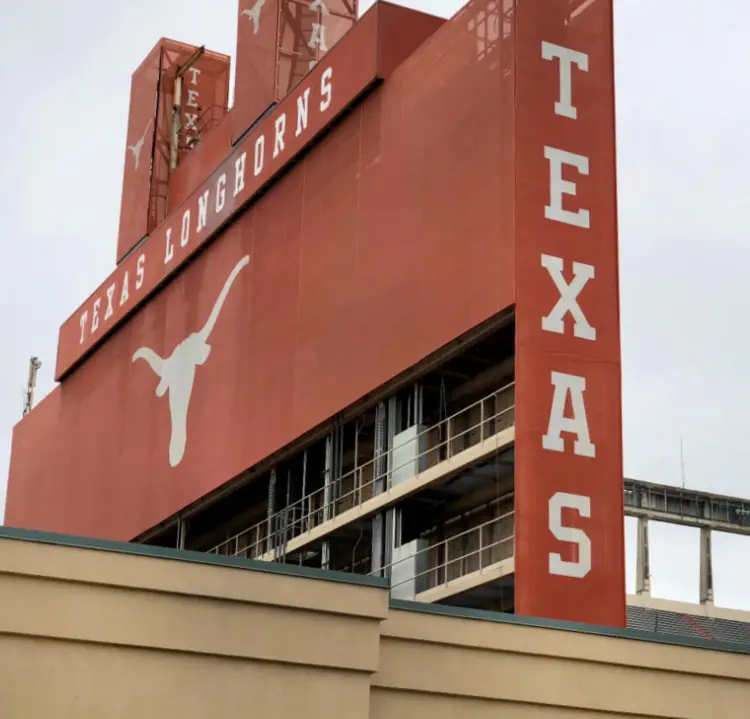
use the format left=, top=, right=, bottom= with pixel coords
left=542, top=371, right=595, bottom=458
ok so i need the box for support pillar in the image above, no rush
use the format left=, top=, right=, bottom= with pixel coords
left=383, top=395, right=400, bottom=578
left=635, top=516, right=650, bottom=596
left=371, top=402, right=387, bottom=576
left=322, top=433, right=333, bottom=570
left=266, top=468, right=278, bottom=557
left=699, top=526, right=714, bottom=606
left=177, top=517, right=188, bottom=550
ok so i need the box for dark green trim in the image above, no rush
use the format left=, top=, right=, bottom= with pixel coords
left=389, top=599, right=750, bottom=655
left=0, top=525, right=388, bottom=589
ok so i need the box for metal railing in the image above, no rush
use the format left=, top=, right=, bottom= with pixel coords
left=383, top=512, right=515, bottom=597
left=209, top=382, right=515, bottom=559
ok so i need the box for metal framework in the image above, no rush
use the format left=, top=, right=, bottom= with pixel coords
left=209, top=382, right=516, bottom=562
left=625, top=478, right=750, bottom=608
left=204, top=397, right=750, bottom=613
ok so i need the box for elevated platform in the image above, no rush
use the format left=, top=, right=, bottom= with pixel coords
left=624, top=478, right=750, bottom=535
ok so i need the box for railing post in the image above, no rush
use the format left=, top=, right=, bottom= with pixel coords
left=480, top=399, right=485, bottom=441
left=479, top=524, right=483, bottom=570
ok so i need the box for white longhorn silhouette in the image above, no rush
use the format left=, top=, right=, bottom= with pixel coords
left=127, top=118, right=153, bottom=171
left=132, top=255, right=250, bottom=468
left=241, top=0, right=266, bottom=35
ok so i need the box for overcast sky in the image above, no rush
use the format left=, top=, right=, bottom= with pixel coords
left=0, top=0, right=748, bottom=609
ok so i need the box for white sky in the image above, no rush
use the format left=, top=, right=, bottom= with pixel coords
left=0, top=0, right=749, bottom=609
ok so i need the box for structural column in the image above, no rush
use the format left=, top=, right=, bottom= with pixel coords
left=635, top=516, right=650, bottom=596
left=699, top=526, right=714, bottom=606
left=370, top=402, right=388, bottom=576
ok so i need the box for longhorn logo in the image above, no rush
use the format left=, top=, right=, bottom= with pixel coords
left=127, top=118, right=153, bottom=171
left=132, top=255, right=250, bottom=467
left=241, top=0, right=266, bottom=35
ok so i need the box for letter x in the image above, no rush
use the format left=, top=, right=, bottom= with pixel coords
left=541, top=253, right=596, bottom=341
left=184, top=113, right=198, bottom=132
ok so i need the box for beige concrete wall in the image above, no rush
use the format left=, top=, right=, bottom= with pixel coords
left=1, top=529, right=749, bottom=719
left=375, top=605, right=750, bottom=719
left=0, top=533, right=388, bottom=719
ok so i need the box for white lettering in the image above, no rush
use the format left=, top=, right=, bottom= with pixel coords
left=216, top=173, right=227, bottom=213
left=296, top=89, right=311, bottom=137
left=549, top=492, right=591, bottom=579
left=79, top=312, right=88, bottom=344
left=235, top=152, right=248, bottom=194
left=544, top=146, right=590, bottom=229
left=180, top=209, right=191, bottom=248
left=273, top=113, right=286, bottom=158
left=542, top=371, right=595, bottom=458
left=104, top=283, right=116, bottom=321
left=91, top=298, right=101, bottom=333
left=254, top=137, right=265, bottom=177
left=184, top=113, right=198, bottom=132
left=136, top=254, right=145, bottom=290
left=541, top=42, right=588, bottom=120
left=164, top=228, right=175, bottom=265
left=233, top=152, right=247, bottom=197
left=187, top=67, right=201, bottom=85
left=320, top=67, right=333, bottom=112
left=309, top=23, right=328, bottom=52
left=186, top=89, right=200, bottom=108
left=541, top=254, right=596, bottom=341
left=119, top=271, right=130, bottom=307
left=197, top=190, right=210, bottom=233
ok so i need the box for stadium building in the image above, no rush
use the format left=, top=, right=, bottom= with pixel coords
left=3, top=0, right=750, bottom=713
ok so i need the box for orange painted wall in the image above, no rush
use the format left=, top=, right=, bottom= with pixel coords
left=116, top=40, right=230, bottom=264
left=232, top=0, right=281, bottom=144
left=512, top=0, right=625, bottom=626
left=7, top=0, right=513, bottom=542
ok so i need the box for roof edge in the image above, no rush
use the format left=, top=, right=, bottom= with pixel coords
left=0, top=525, right=388, bottom=590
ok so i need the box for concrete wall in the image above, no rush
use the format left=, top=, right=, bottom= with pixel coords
left=0, top=527, right=749, bottom=719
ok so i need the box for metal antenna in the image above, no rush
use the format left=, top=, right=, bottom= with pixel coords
left=23, top=356, right=42, bottom=417
left=679, top=433, right=686, bottom=490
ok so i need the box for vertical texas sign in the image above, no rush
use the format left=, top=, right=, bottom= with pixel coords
left=513, top=0, right=626, bottom=627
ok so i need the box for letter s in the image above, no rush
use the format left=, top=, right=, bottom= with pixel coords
left=320, top=67, right=333, bottom=112
left=548, top=492, right=591, bottom=579
left=136, top=254, right=146, bottom=290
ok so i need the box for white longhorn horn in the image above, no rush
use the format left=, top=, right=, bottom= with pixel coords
left=132, top=347, right=165, bottom=376
left=198, top=255, right=250, bottom=341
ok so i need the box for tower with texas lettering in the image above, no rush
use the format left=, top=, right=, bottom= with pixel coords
left=6, top=0, right=625, bottom=628
left=513, top=3, right=625, bottom=627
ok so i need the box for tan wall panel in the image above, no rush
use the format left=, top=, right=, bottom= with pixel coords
left=371, top=689, right=653, bottom=719
left=381, top=608, right=750, bottom=680
left=0, top=537, right=387, bottom=620
left=0, top=636, right=371, bottom=719
left=0, top=573, right=379, bottom=671
left=376, top=609, right=750, bottom=718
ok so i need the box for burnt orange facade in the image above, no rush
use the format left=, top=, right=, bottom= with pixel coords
left=6, top=0, right=624, bottom=628
left=11, top=0, right=510, bottom=541
left=232, top=0, right=358, bottom=147
left=512, top=0, right=624, bottom=625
